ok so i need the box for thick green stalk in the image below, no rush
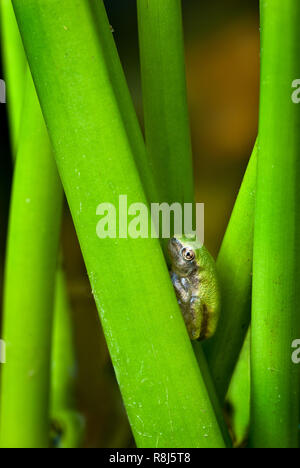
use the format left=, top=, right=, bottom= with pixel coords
left=51, top=265, right=85, bottom=448
left=204, top=144, right=256, bottom=401
left=137, top=0, right=228, bottom=443
left=137, top=0, right=194, bottom=206
left=1, top=0, right=82, bottom=447
left=0, top=0, right=26, bottom=154
left=137, top=0, right=256, bottom=406
left=51, top=269, right=75, bottom=413
left=12, top=0, right=226, bottom=447
left=0, top=70, right=62, bottom=448
left=226, top=330, right=250, bottom=447
left=192, top=343, right=232, bottom=447
left=251, top=0, right=300, bottom=448
left=89, top=0, right=159, bottom=207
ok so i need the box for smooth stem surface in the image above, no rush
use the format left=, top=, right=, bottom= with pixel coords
left=90, top=0, right=159, bottom=207
left=137, top=0, right=194, bottom=206
left=1, top=1, right=82, bottom=446
left=138, top=0, right=230, bottom=444
left=251, top=0, right=300, bottom=448
left=51, top=266, right=77, bottom=415
left=0, top=70, right=62, bottom=448
left=0, top=0, right=26, bottom=154
left=12, top=0, right=226, bottom=447
left=192, top=343, right=232, bottom=447
left=137, top=0, right=255, bottom=407
left=51, top=266, right=85, bottom=448
left=204, top=143, right=257, bottom=401
left=226, top=330, right=250, bottom=447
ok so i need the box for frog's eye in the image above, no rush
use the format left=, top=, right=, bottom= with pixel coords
left=181, top=247, right=195, bottom=262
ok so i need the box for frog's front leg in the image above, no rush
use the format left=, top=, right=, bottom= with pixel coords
left=170, top=272, right=191, bottom=304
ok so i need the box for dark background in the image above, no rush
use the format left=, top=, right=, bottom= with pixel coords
left=0, top=0, right=259, bottom=447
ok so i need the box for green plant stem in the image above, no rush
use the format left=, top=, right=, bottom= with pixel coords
left=0, top=70, right=63, bottom=448
left=0, top=0, right=26, bottom=154
left=1, top=0, right=83, bottom=447
left=51, top=268, right=75, bottom=413
left=204, top=143, right=257, bottom=401
left=137, top=0, right=229, bottom=444
left=192, top=343, right=232, bottom=447
left=89, top=0, right=159, bottom=207
left=137, top=0, right=256, bottom=408
left=12, top=0, right=226, bottom=447
left=52, top=275, right=74, bottom=411
left=137, top=0, right=194, bottom=206
left=226, top=330, right=250, bottom=447
left=51, top=265, right=85, bottom=448
left=250, top=0, right=300, bottom=448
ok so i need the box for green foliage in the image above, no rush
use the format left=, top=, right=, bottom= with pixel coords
left=251, top=0, right=300, bottom=448
left=0, top=0, right=298, bottom=449
left=0, top=71, right=62, bottom=447
left=11, top=0, right=226, bottom=448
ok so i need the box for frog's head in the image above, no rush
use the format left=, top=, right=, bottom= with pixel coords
left=168, top=234, right=200, bottom=276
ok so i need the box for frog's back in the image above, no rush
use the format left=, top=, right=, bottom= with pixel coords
left=196, top=245, right=221, bottom=339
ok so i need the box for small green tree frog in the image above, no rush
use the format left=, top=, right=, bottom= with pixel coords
left=168, top=234, right=221, bottom=341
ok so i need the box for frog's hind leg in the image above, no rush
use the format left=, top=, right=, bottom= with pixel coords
left=190, top=296, right=210, bottom=341
left=188, top=296, right=202, bottom=340
left=199, top=304, right=209, bottom=341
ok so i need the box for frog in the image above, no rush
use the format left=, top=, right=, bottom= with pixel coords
left=168, top=234, right=221, bottom=341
